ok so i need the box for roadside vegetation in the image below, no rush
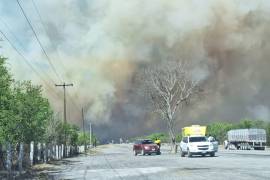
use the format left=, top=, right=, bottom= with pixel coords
left=0, top=56, right=98, bottom=171
left=77, top=132, right=99, bottom=146
left=131, top=119, right=270, bottom=146
left=0, top=56, right=96, bottom=148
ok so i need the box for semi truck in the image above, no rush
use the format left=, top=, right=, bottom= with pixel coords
left=227, top=129, right=267, bottom=150
left=180, top=125, right=218, bottom=157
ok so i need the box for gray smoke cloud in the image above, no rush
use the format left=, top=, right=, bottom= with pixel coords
left=1, top=0, right=270, bottom=142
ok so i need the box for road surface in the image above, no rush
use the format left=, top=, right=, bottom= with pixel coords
left=45, top=144, right=270, bottom=180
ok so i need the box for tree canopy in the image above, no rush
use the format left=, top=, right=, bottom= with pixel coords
left=0, top=56, right=98, bottom=146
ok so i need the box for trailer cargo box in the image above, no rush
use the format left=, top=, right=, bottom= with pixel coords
left=227, top=129, right=266, bottom=150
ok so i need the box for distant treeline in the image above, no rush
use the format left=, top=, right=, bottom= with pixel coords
left=131, top=119, right=270, bottom=146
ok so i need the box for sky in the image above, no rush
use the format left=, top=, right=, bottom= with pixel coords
left=1, top=0, right=270, bottom=142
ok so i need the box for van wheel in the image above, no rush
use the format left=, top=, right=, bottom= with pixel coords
left=210, top=152, right=215, bottom=157
left=187, top=149, right=192, bottom=158
left=133, top=150, right=137, bottom=156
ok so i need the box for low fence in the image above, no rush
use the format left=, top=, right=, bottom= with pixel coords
left=0, top=142, right=86, bottom=179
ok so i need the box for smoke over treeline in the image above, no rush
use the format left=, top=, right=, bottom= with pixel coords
left=1, top=0, right=270, bottom=141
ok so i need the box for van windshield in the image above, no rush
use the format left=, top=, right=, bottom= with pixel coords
left=189, top=137, right=207, bottom=142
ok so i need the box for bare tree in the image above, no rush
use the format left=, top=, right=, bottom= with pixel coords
left=45, top=112, right=62, bottom=144
left=143, top=60, right=200, bottom=153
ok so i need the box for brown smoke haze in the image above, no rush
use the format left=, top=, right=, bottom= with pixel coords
left=1, top=0, right=270, bottom=141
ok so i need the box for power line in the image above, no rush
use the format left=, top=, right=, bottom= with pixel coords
left=0, top=17, right=24, bottom=51
left=0, top=29, right=48, bottom=85
left=0, top=18, right=64, bottom=100
left=1, top=11, right=78, bottom=120
left=15, top=0, right=81, bottom=119
left=31, top=0, right=81, bottom=112
left=16, top=0, right=63, bottom=82
left=31, top=0, right=46, bottom=29
left=31, top=0, right=68, bottom=71
left=0, top=29, right=61, bottom=99
left=15, top=0, right=76, bottom=114
left=66, top=91, right=81, bottom=112
left=0, top=17, right=57, bottom=84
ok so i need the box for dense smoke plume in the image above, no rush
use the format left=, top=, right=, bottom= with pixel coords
left=1, top=0, right=270, bottom=141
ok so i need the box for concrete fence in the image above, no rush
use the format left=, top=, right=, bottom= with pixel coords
left=0, top=142, right=85, bottom=179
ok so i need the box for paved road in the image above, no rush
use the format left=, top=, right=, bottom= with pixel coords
left=47, top=144, right=270, bottom=180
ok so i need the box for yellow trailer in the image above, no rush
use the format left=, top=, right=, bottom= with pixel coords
left=182, top=125, right=206, bottom=136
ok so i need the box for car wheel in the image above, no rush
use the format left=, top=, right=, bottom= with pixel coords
left=210, top=152, right=215, bottom=157
left=141, top=149, right=145, bottom=156
left=133, top=150, right=137, bottom=156
left=180, top=149, right=185, bottom=157
left=202, top=154, right=206, bottom=157
left=187, top=149, right=192, bottom=158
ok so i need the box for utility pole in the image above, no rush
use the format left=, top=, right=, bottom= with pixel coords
left=55, top=83, right=73, bottom=123
left=82, top=108, right=86, bottom=153
left=89, top=122, right=92, bottom=148
left=55, top=82, right=73, bottom=157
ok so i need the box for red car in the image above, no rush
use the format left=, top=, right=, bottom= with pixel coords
left=133, top=139, right=161, bottom=156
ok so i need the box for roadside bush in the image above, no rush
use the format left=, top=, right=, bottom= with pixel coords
left=207, top=122, right=234, bottom=143
left=77, top=132, right=99, bottom=146
left=146, top=133, right=169, bottom=142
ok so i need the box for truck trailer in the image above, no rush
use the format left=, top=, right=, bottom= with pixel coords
left=227, top=129, right=266, bottom=150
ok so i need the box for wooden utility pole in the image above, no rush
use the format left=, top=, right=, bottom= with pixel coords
left=55, top=83, right=73, bottom=157
left=82, top=108, right=86, bottom=153
left=90, top=122, right=92, bottom=148
left=55, top=83, right=73, bottom=123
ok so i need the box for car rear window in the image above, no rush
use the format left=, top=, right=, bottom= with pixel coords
left=189, top=137, right=207, bottom=142
left=142, top=140, right=154, bottom=144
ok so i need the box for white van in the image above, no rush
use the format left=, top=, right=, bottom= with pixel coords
left=180, top=136, right=218, bottom=157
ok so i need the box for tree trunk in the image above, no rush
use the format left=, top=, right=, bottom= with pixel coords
left=168, top=120, right=177, bottom=154
left=170, top=136, right=177, bottom=153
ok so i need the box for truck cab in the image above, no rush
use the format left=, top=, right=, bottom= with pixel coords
left=180, top=136, right=216, bottom=157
